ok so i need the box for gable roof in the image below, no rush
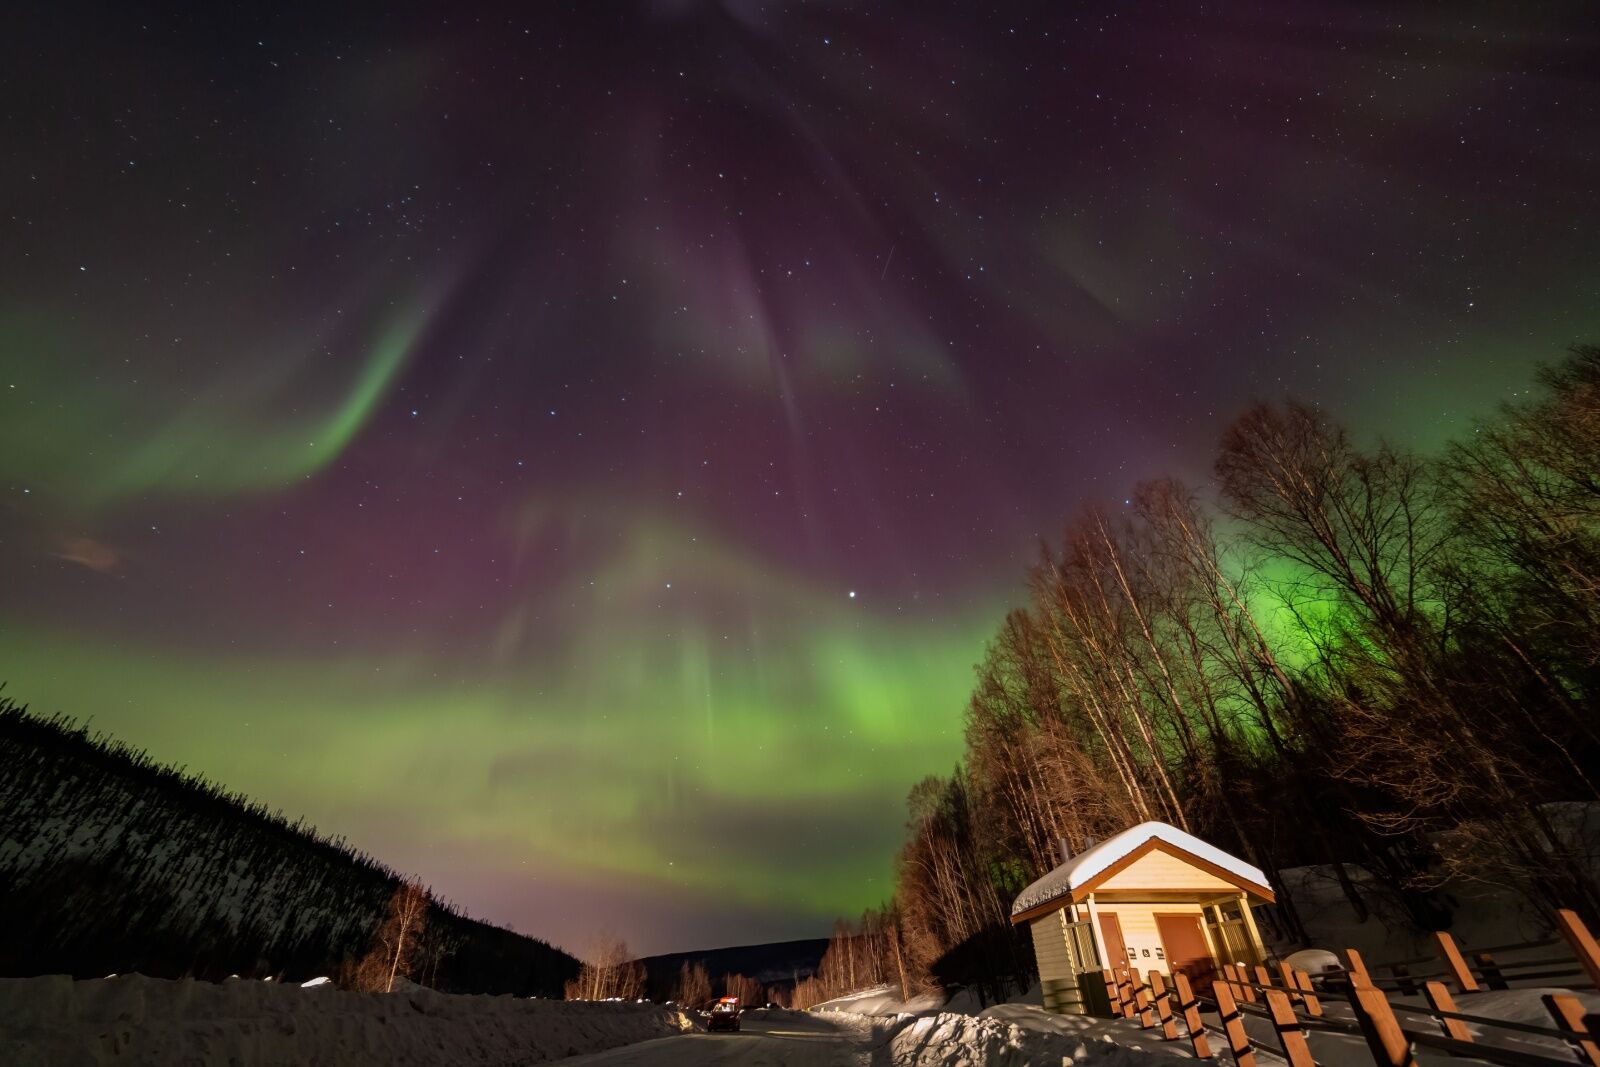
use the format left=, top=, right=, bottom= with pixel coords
left=1010, top=821, right=1273, bottom=923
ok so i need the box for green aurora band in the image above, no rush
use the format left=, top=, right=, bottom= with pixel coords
left=0, top=300, right=431, bottom=507
left=4, top=0, right=1598, bottom=958
left=3, top=600, right=996, bottom=924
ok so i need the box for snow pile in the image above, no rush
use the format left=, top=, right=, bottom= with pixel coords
left=0, top=973, right=692, bottom=1067
left=980, top=1004, right=1191, bottom=1057
left=809, top=986, right=1173, bottom=1065
left=1283, top=948, right=1341, bottom=975
left=822, top=983, right=1600, bottom=1067
left=811, top=981, right=1043, bottom=1018
left=990, top=988, right=1600, bottom=1067
left=811, top=983, right=947, bottom=1016
left=880, top=1010, right=1171, bottom=1067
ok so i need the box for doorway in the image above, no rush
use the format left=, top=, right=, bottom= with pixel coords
left=1154, top=913, right=1216, bottom=992
left=1097, top=912, right=1131, bottom=973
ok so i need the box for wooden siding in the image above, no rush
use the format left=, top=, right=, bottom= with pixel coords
left=1030, top=910, right=1076, bottom=981
left=1031, top=911, right=1094, bottom=1014
left=1096, top=850, right=1238, bottom=894
left=1041, top=976, right=1088, bottom=1014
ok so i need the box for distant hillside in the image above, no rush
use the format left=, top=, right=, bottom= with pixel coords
left=0, top=695, right=579, bottom=995
left=639, top=937, right=831, bottom=999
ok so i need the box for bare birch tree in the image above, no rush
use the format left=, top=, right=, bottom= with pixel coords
left=673, top=960, right=712, bottom=1007
left=351, top=878, right=430, bottom=992
left=564, top=933, right=645, bottom=1001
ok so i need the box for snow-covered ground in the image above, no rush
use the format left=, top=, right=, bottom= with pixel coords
left=810, top=983, right=943, bottom=1015
left=806, top=980, right=1600, bottom=1067
left=880, top=1010, right=1170, bottom=1067
left=4, top=972, right=1593, bottom=1066
left=0, top=976, right=1180, bottom=1067
left=978, top=987, right=1600, bottom=1067
left=561, top=1005, right=1177, bottom=1066
left=1265, top=802, right=1600, bottom=967
left=0, top=973, right=691, bottom=1066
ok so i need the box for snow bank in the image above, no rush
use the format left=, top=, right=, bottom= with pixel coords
left=810, top=983, right=947, bottom=1016
left=991, top=988, right=1600, bottom=1067
left=813, top=988, right=1178, bottom=1066
left=822, top=982, right=1600, bottom=1067
left=980, top=1004, right=1193, bottom=1059
left=879, top=1010, right=1173, bottom=1067
left=811, top=980, right=1042, bottom=1018
left=0, top=973, right=692, bottom=1066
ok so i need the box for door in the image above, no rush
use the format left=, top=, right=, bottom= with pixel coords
left=1155, top=913, right=1216, bottom=993
left=1097, top=912, right=1131, bottom=975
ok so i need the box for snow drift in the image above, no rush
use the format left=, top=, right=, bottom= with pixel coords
left=0, top=973, right=692, bottom=1066
left=881, top=1010, right=1172, bottom=1067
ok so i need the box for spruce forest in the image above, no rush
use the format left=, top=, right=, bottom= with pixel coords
left=0, top=698, right=579, bottom=995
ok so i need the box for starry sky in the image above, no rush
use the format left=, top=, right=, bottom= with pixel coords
left=3, top=2, right=1598, bottom=956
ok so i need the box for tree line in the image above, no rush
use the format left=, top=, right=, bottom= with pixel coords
left=0, top=697, right=579, bottom=995
left=812, top=345, right=1600, bottom=1005
left=561, top=932, right=785, bottom=1007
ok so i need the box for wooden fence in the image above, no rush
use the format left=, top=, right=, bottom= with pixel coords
left=1096, top=908, right=1600, bottom=1067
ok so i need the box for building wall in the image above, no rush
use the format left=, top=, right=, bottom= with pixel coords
left=1030, top=909, right=1096, bottom=1014
left=1030, top=910, right=1075, bottom=981
left=1096, top=901, right=1207, bottom=975
left=1097, top=851, right=1238, bottom=894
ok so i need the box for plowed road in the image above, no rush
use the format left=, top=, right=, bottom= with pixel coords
left=560, top=1011, right=876, bottom=1065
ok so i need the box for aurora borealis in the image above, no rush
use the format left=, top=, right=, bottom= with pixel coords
left=3, top=3, right=1599, bottom=955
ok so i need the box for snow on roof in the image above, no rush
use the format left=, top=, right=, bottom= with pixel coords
left=1011, top=821, right=1270, bottom=918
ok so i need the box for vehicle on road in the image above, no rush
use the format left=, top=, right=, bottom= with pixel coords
left=706, top=996, right=740, bottom=1032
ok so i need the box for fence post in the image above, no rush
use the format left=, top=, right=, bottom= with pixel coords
left=1213, top=978, right=1258, bottom=1067
left=1255, top=964, right=1275, bottom=992
left=1433, top=932, right=1479, bottom=994
left=1170, top=970, right=1213, bottom=1059
left=1265, top=988, right=1315, bottom=1067
left=1134, top=971, right=1155, bottom=1029
left=1292, top=969, right=1323, bottom=1018
left=1475, top=952, right=1508, bottom=992
left=1278, top=960, right=1300, bottom=1003
left=1555, top=910, right=1600, bottom=991
left=1422, top=980, right=1472, bottom=1043
left=1542, top=994, right=1600, bottom=1067
left=1120, top=968, right=1139, bottom=1019
left=1345, top=947, right=1374, bottom=989
left=1350, top=984, right=1418, bottom=1067
left=1103, top=969, right=1123, bottom=1017
left=1148, top=970, right=1179, bottom=1040
left=1225, top=964, right=1257, bottom=1003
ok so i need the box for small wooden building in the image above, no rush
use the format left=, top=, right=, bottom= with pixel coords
left=1011, top=821, right=1275, bottom=1015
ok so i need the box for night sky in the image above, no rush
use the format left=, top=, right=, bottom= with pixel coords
left=3, top=3, right=1598, bottom=955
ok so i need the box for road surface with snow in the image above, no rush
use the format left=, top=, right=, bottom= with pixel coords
left=562, top=1005, right=1184, bottom=1066
left=561, top=1010, right=871, bottom=1065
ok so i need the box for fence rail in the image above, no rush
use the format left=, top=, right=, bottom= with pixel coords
left=1094, top=907, right=1600, bottom=1067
